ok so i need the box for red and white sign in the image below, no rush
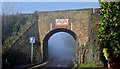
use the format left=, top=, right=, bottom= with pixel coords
left=86, top=37, right=88, bottom=42
left=56, top=19, right=69, bottom=26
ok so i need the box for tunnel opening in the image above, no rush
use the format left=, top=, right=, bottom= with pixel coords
left=43, top=28, right=78, bottom=64
left=48, top=32, right=76, bottom=67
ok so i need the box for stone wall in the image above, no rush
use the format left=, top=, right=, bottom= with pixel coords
left=83, top=13, right=101, bottom=63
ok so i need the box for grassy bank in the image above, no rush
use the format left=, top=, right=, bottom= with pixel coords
left=78, top=62, right=104, bottom=68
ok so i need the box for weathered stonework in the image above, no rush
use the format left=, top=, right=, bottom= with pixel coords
left=37, top=9, right=93, bottom=64
left=83, top=13, right=101, bottom=63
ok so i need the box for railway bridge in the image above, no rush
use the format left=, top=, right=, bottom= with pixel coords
left=7, top=8, right=101, bottom=67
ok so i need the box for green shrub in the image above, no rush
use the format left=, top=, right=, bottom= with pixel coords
left=98, top=2, right=120, bottom=59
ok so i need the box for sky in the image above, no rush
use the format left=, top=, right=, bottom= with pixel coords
left=2, top=2, right=101, bottom=14
left=2, top=0, right=99, bottom=2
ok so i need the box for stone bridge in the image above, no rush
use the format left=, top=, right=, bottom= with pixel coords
left=7, top=8, right=101, bottom=66
left=37, top=9, right=92, bottom=64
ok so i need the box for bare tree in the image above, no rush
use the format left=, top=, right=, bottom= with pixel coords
left=5, top=2, right=8, bottom=15
left=2, top=2, right=22, bottom=16
left=11, top=4, right=14, bottom=15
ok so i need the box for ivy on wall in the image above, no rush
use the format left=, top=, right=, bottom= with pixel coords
left=98, top=2, right=120, bottom=60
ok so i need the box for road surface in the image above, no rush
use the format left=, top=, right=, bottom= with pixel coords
left=32, top=59, right=74, bottom=69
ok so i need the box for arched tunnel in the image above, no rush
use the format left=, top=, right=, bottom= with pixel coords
left=43, top=28, right=80, bottom=67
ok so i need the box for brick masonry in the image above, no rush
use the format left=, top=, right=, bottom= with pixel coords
left=7, top=8, right=101, bottom=67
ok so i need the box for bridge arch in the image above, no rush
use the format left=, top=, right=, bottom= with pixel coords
left=43, top=28, right=81, bottom=62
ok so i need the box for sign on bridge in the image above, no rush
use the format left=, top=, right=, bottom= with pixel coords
left=56, top=19, right=69, bottom=26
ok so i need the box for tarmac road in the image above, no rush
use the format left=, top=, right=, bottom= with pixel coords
left=33, top=59, right=74, bottom=69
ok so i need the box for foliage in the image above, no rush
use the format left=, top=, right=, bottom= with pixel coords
left=98, top=2, right=120, bottom=59
left=2, top=15, right=34, bottom=51
left=103, top=48, right=109, bottom=60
